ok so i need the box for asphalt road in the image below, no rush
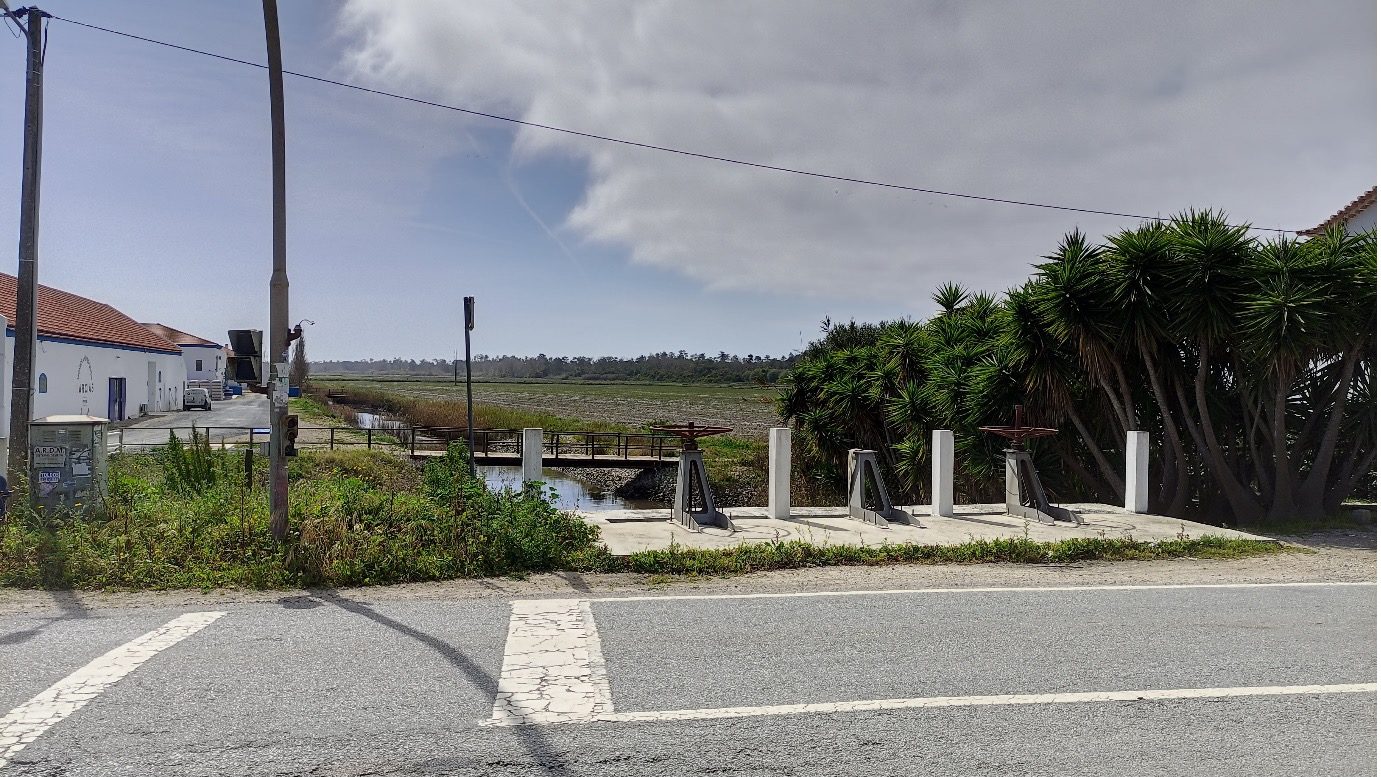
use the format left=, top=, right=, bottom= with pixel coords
left=111, top=395, right=270, bottom=450
left=0, top=581, right=1374, bottom=775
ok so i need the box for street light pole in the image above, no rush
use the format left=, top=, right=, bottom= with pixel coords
left=464, top=296, right=475, bottom=477
left=262, top=0, right=290, bottom=540
left=7, top=5, right=48, bottom=486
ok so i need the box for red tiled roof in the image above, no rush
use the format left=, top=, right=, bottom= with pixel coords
left=140, top=322, right=221, bottom=348
left=1300, top=186, right=1377, bottom=236
left=0, top=274, right=181, bottom=354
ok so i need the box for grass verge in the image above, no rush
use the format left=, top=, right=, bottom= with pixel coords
left=573, top=535, right=1289, bottom=576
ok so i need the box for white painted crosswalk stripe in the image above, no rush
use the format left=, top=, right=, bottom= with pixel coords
left=0, top=611, right=225, bottom=768
left=486, top=599, right=612, bottom=726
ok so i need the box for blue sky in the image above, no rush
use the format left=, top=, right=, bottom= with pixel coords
left=0, top=1, right=1374, bottom=361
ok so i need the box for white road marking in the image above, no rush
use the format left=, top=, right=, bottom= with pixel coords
left=487, top=683, right=1377, bottom=727
left=485, top=584, right=1375, bottom=726
left=487, top=599, right=612, bottom=726
left=596, top=580, right=1375, bottom=603
left=0, top=611, right=225, bottom=768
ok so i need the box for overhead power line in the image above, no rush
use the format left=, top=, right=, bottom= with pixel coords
left=51, top=13, right=1301, bottom=233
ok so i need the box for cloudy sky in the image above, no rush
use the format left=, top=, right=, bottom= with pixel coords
left=0, top=0, right=1373, bottom=360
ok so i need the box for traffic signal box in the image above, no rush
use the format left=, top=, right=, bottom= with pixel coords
left=284, top=414, right=299, bottom=457
left=226, top=329, right=263, bottom=386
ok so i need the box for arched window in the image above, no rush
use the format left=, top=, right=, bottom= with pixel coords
left=37, top=373, right=47, bottom=394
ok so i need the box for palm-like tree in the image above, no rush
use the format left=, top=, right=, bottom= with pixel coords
left=1032, top=231, right=1139, bottom=434
left=778, top=213, right=1374, bottom=526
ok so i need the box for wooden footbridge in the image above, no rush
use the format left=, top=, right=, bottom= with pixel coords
left=356, top=426, right=680, bottom=468
left=436, top=428, right=681, bottom=468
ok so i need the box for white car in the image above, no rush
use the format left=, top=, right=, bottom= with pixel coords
left=182, top=387, right=212, bottom=411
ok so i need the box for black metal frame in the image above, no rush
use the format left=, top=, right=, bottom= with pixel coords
left=108, top=425, right=680, bottom=466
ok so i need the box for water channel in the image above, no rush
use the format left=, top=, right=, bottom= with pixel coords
left=479, top=466, right=664, bottom=512
left=354, top=410, right=662, bottom=511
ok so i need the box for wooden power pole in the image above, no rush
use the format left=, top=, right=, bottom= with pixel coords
left=7, top=5, right=48, bottom=486
left=262, top=0, right=290, bottom=540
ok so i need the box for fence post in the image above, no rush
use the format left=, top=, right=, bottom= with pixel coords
left=1125, top=430, right=1149, bottom=513
left=931, top=429, right=954, bottom=517
left=522, top=428, right=543, bottom=482
left=410, top=426, right=416, bottom=457
left=118, top=426, right=124, bottom=452
left=768, top=427, right=791, bottom=519
left=367, top=429, right=373, bottom=449
left=329, top=426, right=335, bottom=451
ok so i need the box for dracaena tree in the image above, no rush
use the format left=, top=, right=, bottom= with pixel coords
left=779, top=209, right=1375, bottom=526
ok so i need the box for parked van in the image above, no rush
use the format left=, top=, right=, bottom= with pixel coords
left=183, top=387, right=212, bottom=411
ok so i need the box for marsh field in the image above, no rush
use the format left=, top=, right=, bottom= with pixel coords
left=314, top=377, right=783, bottom=437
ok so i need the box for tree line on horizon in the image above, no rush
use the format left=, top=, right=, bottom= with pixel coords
left=779, top=211, right=1375, bottom=526
left=313, top=351, right=798, bottom=384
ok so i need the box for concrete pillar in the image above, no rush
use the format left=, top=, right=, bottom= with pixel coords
left=930, top=429, right=954, bottom=517
left=1125, top=430, right=1149, bottom=513
left=767, top=427, right=791, bottom=519
left=1004, top=450, right=1021, bottom=512
left=521, top=428, right=543, bottom=482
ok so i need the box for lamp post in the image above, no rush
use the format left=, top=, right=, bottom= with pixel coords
left=463, top=297, right=475, bottom=476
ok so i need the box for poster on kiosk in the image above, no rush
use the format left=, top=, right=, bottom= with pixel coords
left=30, top=415, right=109, bottom=514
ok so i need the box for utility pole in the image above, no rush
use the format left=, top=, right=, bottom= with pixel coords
left=262, top=0, right=290, bottom=540
left=7, top=5, right=48, bottom=488
left=464, top=297, right=475, bottom=476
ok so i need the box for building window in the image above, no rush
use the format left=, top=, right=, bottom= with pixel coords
left=195, top=359, right=203, bottom=371
left=37, top=373, right=46, bottom=393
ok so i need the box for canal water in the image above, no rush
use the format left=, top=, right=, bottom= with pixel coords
left=480, top=466, right=664, bottom=512
left=354, top=411, right=660, bottom=511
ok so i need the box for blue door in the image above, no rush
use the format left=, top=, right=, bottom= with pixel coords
left=108, top=378, right=126, bottom=421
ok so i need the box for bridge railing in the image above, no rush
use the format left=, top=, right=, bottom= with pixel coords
left=107, top=425, right=682, bottom=463
left=545, top=431, right=680, bottom=461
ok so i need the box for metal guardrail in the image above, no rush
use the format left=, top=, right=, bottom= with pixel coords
left=108, top=425, right=681, bottom=463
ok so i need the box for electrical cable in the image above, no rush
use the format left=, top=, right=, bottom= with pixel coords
left=49, top=13, right=1303, bottom=233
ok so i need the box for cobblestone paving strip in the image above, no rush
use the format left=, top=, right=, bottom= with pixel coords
left=486, top=599, right=613, bottom=726
left=0, top=611, right=226, bottom=768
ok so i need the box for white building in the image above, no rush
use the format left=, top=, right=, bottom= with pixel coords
left=142, top=323, right=224, bottom=384
left=1302, top=186, right=1377, bottom=236
left=0, top=273, right=187, bottom=427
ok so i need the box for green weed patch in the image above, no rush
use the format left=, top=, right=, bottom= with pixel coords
left=572, top=535, right=1287, bottom=576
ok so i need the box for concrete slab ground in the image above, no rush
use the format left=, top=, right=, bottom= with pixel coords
left=577, top=503, right=1268, bottom=555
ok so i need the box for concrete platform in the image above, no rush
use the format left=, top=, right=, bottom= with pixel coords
left=576, top=503, right=1270, bottom=556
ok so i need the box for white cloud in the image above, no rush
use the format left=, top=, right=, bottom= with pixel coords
left=335, top=0, right=1375, bottom=301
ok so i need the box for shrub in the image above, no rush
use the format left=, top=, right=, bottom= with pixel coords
left=0, top=444, right=602, bottom=589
